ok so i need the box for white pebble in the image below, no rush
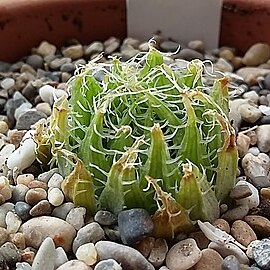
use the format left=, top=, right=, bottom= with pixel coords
left=14, top=103, right=32, bottom=120
left=236, top=180, right=260, bottom=209
left=1, top=78, right=15, bottom=90
left=5, top=211, right=22, bottom=234
left=39, top=85, right=55, bottom=105
left=0, top=144, right=15, bottom=176
left=75, top=243, right=97, bottom=266
left=246, top=240, right=260, bottom=259
left=243, top=91, right=259, bottom=104
left=15, top=262, right=33, bottom=270
left=7, top=130, right=36, bottom=171
left=247, top=147, right=260, bottom=156
left=48, top=173, right=64, bottom=188
left=239, top=103, right=262, bottom=123
left=259, top=105, right=270, bottom=116
left=48, top=187, right=64, bottom=206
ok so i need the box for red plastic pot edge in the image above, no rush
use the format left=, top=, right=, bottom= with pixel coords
left=0, top=0, right=126, bottom=62
left=1, top=0, right=270, bottom=61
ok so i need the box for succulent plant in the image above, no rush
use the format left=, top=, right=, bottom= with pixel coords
left=35, top=45, right=238, bottom=238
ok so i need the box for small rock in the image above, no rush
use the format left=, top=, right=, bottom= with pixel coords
left=187, top=40, right=205, bottom=53
left=26, top=54, right=44, bottom=69
left=94, top=259, right=122, bottom=270
left=0, top=242, right=21, bottom=268
left=219, top=48, right=235, bottom=61
left=32, top=237, right=55, bottom=270
left=0, top=227, right=8, bottom=246
left=38, top=168, right=59, bottom=183
left=221, top=204, right=249, bottom=222
left=160, top=40, right=179, bottom=52
left=95, top=240, right=155, bottom=270
left=17, top=174, right=35, bottom=186
left=72, top=222, right=105, bottom=253
left=39, top=84, right=55, bottom=105
left=104, top=37, right=120, bottom=54
left=60, top=63, right=75, bottom=73
left=215, top=58, right=234, bottom=73
left=261, top=187, right=270, bottom=199
left=247, top=147, right=260, bottom=156
left=188, top=231, right=210, bottom=250
left=252, top=238, right=270, bottom=269
left=193, top=248, right=223, bottom=270
left=85, top=41, right=104, bottom=56
left=36, top=102, right=52, bottom=116
left=5, top=211, right=22, bottom=234
left=55, top=260, right=91, bottom=270
left=52, top=202, right=75, bottom=220
left=0, top=176, right=12, bottom=201
left=49, top=57, right=71, bottom=70
left=15, top=262, right=32, bottom=270
left=0, top=202, right=15, bottom=227
left=10, top=232, right=25, bottom=249
left=212, top=219, right=230, bottom=234
left=239, top=103, right=262, bottom=123
left=166, top=238, right=202, bottom=270
left=16, top=110, right=47, bottom=130
left=244, top=215, right=270, bottom=237
left=48, top=187, right=64, bottom=207
left=20, top=216, right=76, bottom=252
left=66, top=207, right=86, bottom=230
left=15, top=201, right=31, bottom=221
left=229, top=99, right=246, bottom=132
left=62, top=45, right=84, bottom=60
left=236, top=68, right=270, bottom=85
left=48, top=173, right=64, bottom=188
left=235, top=180, right=260, bottom=210
left=250, top=176, right=270, bottom=189
left=175, top=48, right=204, bottom=61
left=29, top=199, right=52, bottom=216
left=246, top=240, right=261, bottom=259
left=236, top=133, right=251, bottom=157
left=36, top=41, right=56, bottom=57
left=148, top=238, right=168, bottom=267
left=242, top=43, right=270, bottom=66
left=54, top=247, right=68, bottom=269
left=231, top=220, right=257, bottom=247
left=118, top=208, right=154, bottom=245
left=25, top=188, right=47, bottom=206
left=230, top=184, right=252, bottom=200
left=94, top=210, right=117, bottom=226
left=1, top=78, right=15, bottom=90
left=256, top=125, right=270, bottom=152
left=221, top=255, right=241, bottom=270
left=104, top=226, right=121, bottom=242
left=0, top=121, right=8, bottom=134
left=14, top=102, right=32, bottom=120
left=75, top=243, right=97, bottom=266
left=27, top=180, right=48, bottom=190
left=208, top=242, right=249, bottom=265
left=259, top=105, right=270, bottom=116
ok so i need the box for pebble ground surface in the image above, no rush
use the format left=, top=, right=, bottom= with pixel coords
left=0, top=37, right=270, bottom=270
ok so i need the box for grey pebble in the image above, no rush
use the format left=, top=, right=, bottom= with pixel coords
left=52, top=202, right=75, bottom=220
left=95, top=241, right=155, bottom=270
left=160, top=40, right=179, bottom=52
left=16, top=110, right=47, bottom=130
left=15, top=201, right=31, bottom=221
left=118, top=208, right=154, bottom=245
left=12, top=184, right=29, bottom=202
left=261, top=115, right=270, bottom=124
left=26, top=54, right=44, bottom=69
left=0, top=202, right=15, bottom=227
left=0, top=227, right=8, bottom=246
left=104, top=226, right=121, bottom=242
left=256, top=125, right=270, bottom=152
left=60, top=63, right=75, bottom=73
left=54, top=247, right=68, bottom=269
left=94, top=210, right=117, bottom=226
left=16, top=262, right=33, bottom=270
left=0, top=242, right=21, bottom=268
left=32, top=237, right=55, bottom=270
left=221, top=204, right=250, bottom=223
left=250, top=176, right=270, bottom=189
left=72, top=222, right=105, bottom=253
left=230, top=184, right=252, bottom=200
left=66, top=207, right=86, bottom=230
left=85, top=41, right=104, bottom=56
left=175, top=48, right=204, bottom=61
left=221, top=255, right=241, bottom=270
left=38, top=168, right=59, bottom=183
left=94, top=259, right=122, bottom=270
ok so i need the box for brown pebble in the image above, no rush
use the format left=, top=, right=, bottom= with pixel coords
left=189, top=231, right=210, bottom=250
left=221, top=205, right=249, bottom=223
left=135, top=237, right=155, bottom=257
left=30, top=200, right=52, bottom=216
left=0, top=194, right=5, bottom=205
left=260, top=188, right=270, bottom=200
left=9, top=232, right=26, bottom=249
left=230, top=184, right=252, bottom=200
left=193, top=248, right=223, bottom=270
left=148, top=238, right=168, bottom=268
left=231, top=220, right=257, bottom=247
left=27, top=180, right=48, bottom=190
left=244, top=215, right=270, bottom=237
left=212, top=219, right=230, bottom=233
left=8, top=130, right=26, bottom=148
left=21, top=248, right=35, bottom=264
left=25, top=188, right=47, bottom=206
left=17, top=174, right=35, bottom=186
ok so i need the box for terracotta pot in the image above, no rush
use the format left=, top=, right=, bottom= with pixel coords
left=0, top=0, right=126, bottom=62
left=220, top=0, right=270, bottom=54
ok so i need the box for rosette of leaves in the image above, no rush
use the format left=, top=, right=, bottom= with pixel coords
left=35, top=45, right=238, bottom=238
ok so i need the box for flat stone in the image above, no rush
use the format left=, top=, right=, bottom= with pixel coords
left=166, top=238, right=202, bottom=270
left=66, top=207, right=86, bottom=230
left=36, top=41, right=56, bottom=57
left=54, top=247, right=68, bottom=269
left=160, top=40, right=180, bottom=52
left=95, top=241, right=155, bottom=270
left=148, top=238, right=168, bottom=267
left=29, top=199, right=52, bottom=216
left=0, top=227, right=8, bottom=246
left=193, top=248, right=223, bottom=270
left=52, top=202, right=75, bottom=220
left=231, top=220, right=257, bottom=247
left=244, top=215, right=270, bottom=237
left=175, top=48, right=204, bottom=61
left=19, top=216, right=76, bottom=252
left=75, top=243, right=97, bottom=266
left=25, top=188, right=47, bottom=206
left=250, top=176, right=270, bottom=189
left=256, top=125, right=270, bottom=152
left=239, top=103, right=262, bottom=123
left=118, top=208, right=154, bottom=245
left=16, top=110, right=47, bottom=130
left=62, top=45, right=83, bottom=60
left=212, top=219, right=230, bottom=233
left=94, top=210, right=117, bottom=226
left=0, top=242, right=21, bottom=268
left=236, top=68, right=270, bottom=85
left=187, top=40, right=205, bottom=53
left=84, top=41, right=104, bottom=56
